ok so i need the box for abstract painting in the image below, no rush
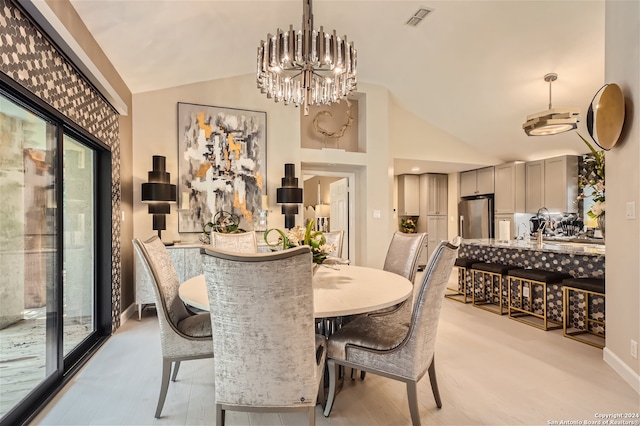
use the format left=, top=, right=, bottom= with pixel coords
left=177, top=102, right=267, bottom=233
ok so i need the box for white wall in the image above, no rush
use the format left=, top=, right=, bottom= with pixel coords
left=132, top=75, right=395, bottom=268
left=133, top=73, right=298, bottom=244
left=603, top=0, right=640, bottom=393
left=388, top=96, right=501, bottom=166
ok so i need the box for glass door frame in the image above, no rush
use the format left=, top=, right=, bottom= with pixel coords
left=0, top=73, right=113, bottom=426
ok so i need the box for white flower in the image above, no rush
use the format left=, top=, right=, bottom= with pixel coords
left=317, top=243, right=336, bottom=254
left=590, top=200, right=606, bottom=217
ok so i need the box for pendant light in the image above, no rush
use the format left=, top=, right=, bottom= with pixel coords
left=523, top=73, right=580, bottom=136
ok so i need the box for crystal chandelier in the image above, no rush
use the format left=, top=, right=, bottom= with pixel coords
left=256, top=0, right=357, bottom=115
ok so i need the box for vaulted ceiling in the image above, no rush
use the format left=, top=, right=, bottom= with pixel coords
left=67, top=0, right=605, bottom=172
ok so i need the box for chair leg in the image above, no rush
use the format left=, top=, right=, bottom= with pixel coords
left=155, top=359, right=172, bottom=418
left=171, top=360, right=181, bottom=382
left=323, top=360, right=338, bottom=417
left=308, top=405, right=316, bottom=426
left=360, top=370, right=366, bottom=380
left=427, top=357, right=442, bottom=408
left=138, top=304, right=142, bottom=321
left=406, top=380, right=421, bottom=426
left=216, top=404, right=225, bottom=426
left=317, top=365, right=326, bottom=407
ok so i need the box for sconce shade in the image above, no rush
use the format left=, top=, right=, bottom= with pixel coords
left=276, top=163, right=303, bottom=228
left=277, top=187, right=303, bottom=204
left=142, top=155, right=177, bottom=203
left=142, top=183, right=177, bottom=203
left=141, top=155, right=176, bottom=240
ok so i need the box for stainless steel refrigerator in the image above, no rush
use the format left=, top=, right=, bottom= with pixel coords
left=459, top=196, right=494, bottom=239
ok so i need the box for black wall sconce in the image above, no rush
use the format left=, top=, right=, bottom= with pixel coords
left=276, top=163, right=303, bottom=229
left=142, top=155, right=176, bottom=243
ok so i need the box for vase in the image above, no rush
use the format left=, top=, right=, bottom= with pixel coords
left=597, top=214, right=605, bottom=239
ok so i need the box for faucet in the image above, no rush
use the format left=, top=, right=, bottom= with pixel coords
left=536, top=207, right=550, bottom=245
left=517, top=223, right=529, bottom=241
left=536, top=220, right=547, bottom=245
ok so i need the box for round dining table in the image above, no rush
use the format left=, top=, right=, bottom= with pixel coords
left=178, top=265, right=413, bottom=319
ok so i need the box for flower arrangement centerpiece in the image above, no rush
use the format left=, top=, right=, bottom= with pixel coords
left=576, top=133, right=605, bottom=221
left=264, top=221, right=336, bottom=264
left=400, top=217, right=417, bottom=233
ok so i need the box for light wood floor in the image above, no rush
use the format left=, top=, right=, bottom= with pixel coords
left=31, top=288, right=639, bottom=425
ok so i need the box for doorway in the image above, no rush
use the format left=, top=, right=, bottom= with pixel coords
left=302, top=170, right=356, bottom=263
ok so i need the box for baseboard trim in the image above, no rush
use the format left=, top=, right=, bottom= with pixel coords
left=603, top=347, right=640, bottom=394
left=119, top=303, right=137, bottom=326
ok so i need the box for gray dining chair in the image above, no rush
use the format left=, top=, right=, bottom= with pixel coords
left=347, top=231, right=426, bottom=379
left=210, top=230, right=258, bottom=253
left=322, top=229, right=350, bottom=265
left=133, top=236, right=213, bottom=418
left=202, top=245, right=326, bottom=426
left=372, top=231, right=428, bottom=322
left=323, top=230, right=344, bottom=257
left=323, top=238, right=460, bottom=426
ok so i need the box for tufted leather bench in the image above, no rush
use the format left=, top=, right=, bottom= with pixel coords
left=562, top=277, right=606, bottom=348
left=470, top=262, right=517, bottom=315
left=507, top=268, right=572, bottom=330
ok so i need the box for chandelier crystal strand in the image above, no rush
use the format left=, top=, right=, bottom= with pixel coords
left=256, top=0, right=357, bottom=115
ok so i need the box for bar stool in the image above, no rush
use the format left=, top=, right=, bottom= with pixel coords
left=507, top=269, right=571, bottom=330
left=471, top=262, right=516, bottom=315
left=446, top=258, right=477, bottom=303
left=562, top=277, right=605, bottom=348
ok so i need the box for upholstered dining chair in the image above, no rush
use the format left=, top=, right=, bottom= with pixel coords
left=322, top=229, right=350, bottom=265
left=133, top=236, right=213, bottom=418
left=347, top=231, right=427, bottom=380
left=323, top=238, right=460, bottom=426
left=323, top=230, right=344, bottom=257
left=202, top=246, right=326, bottom=426
left=210, top=230, right=258, bottom=253
left=371, top=231, right=427, bottom=322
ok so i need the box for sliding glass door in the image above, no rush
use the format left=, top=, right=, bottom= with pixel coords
left=0, top=88, right=110, bottom=424
left=0, top=92, right=58, bottom=418
left=63, top=136, right=96, bottom=356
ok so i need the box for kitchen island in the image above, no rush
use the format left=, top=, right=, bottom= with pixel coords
left=459, top=238, right=606, bottom=327
left=459, top=238, right=605, bottom=279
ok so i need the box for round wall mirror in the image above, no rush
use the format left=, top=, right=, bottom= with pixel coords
left=586, top=83, right=625, bottom=150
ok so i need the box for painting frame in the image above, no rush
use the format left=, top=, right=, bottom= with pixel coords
left=177, top=102, right=267, bottom=233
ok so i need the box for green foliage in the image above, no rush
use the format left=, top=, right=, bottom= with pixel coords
left=264, top=221, right=333, bottom=264
left=576, top=133, right=605, bottom=218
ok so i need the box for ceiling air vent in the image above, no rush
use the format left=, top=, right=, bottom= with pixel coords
left=405, top=7, right=434, bottom=27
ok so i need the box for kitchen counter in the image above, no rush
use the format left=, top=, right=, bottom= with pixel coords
left=459, top=238, right=605, bottom=279
left=462, top=238, right=605, bottom=255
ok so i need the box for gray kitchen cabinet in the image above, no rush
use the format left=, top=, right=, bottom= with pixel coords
left=460, top=167, right=494, bottom=197
left=418, top=173, right=448, bottom=234
left=427, top=174, right=448, bottom=215
left=494, top=162, right=525, bottom=214
left=397, top=174, right=420, bottom=216
left=476, top=167, right=495, bottom=195
left=544, top=155, right=579, bottom=213
left=525, top=160, right=545, bottom=213
left=525, top=156, right=579, bottom=214
left=460, top=170, right=478, bottom=197
left=426, top=215, right=448, bottom=259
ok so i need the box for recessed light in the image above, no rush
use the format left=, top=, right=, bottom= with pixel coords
left=411, top=167, right=420, bottom=172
